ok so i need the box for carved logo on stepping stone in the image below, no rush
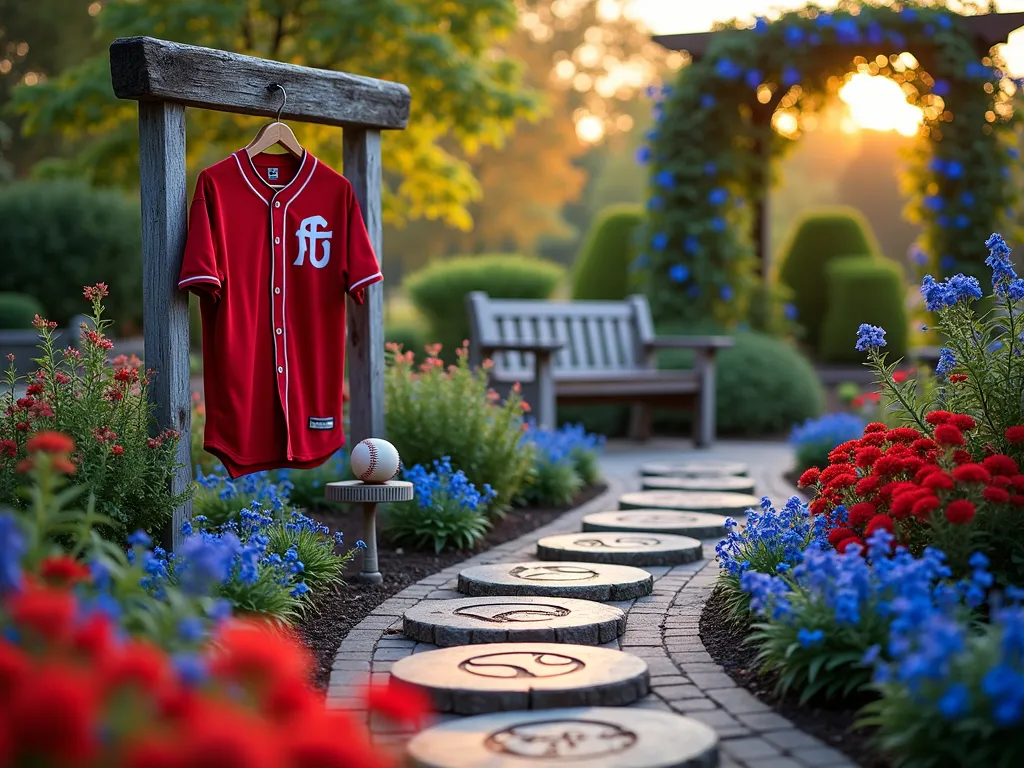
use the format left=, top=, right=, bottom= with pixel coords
left=453, top=602, right=572, bottom=623
left=458, top=651, right=586, bottom=679
left=571, top=536, right=661, bottom=549
left=485, top=718, right=638, bottom=758
left=508, top=565, right=600, bottom=582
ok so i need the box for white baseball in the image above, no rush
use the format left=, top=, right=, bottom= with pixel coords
left=350, top=438, right=401, bottom=484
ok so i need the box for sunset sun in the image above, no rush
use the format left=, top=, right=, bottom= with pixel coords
left=838, top=73, right=924, bottom=137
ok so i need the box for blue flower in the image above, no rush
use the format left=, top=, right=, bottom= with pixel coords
left=710, top=217, right=726, bottom=232
left=0, top=514, right=25, bottom=594
left=745, top=70, right=762, bottom=90
left=177, top=616, right=206, bottom=643
left=866, top=22, right=884, bottom=46
left=924, top=195, right=945, bottom=212
left=291, top=582, right=310, bottom=598
left=703, top=161, right=717, bottom=176
left=684, top=235, right=700, bottom=255
left=937, top=14, right=953, bottom=29
left=356, top=540, right=367, bottom=549
left=937, top=683, right=971, bottom=719
left=784, top=26, right=803, bottom=46
left=909, top=244, right=929, bottom=266
left=782, top=65, right=801, bottom=88
left=715, top=59, right=742, bottom=80
left=815, top=12, right=832, bottom=27
left=668, top=264, right=690, bottom=284
left=127, top=530, right=152, bottom=549
left=790, top=413, right=865, bottom=452
left=652, top=232, right=669, bottom=251
left=754, top=17, right=769, bottom=34
left=798, top=628, right=825, bottom=648
left=932, top=79, right=951, bottom=97
left=646, top=195, right=663, bottom=211
left=175, top=531, right=241, bottom=595
left=719, top=285, right=734, bottom=301
left=630, top=254, right=651, bottom=273
left=700, top=94, right=716, bottom=109
left=985, top=232, right=1019, bottom=296
left=655, top=170, right=675, bottom=189
left=855, top=324, right=886, bottom=352
left=708, top=188, right=728, bottom=206
left=172, top=653, right=208, bottom=686
left=635, top=146, right=651, bottom=164
left=834, top=19, right=860, bottom=44
left=784, top=303, right=798, bottom=320
left=936, top=347, right=956, bottom=376
left=944, top=160, right=964, bottom=179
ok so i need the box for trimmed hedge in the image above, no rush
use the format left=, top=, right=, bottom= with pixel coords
left=820, top=256, right=909, bottom=364
left=777, top=207, right=881, bottom=350
left=571, top=204, right=643, bottom=301
left=0, top=180, right=142, bottom=330
left=404, top=254, right=565, bottom=356
left=0, top=293, right=44, bottom=330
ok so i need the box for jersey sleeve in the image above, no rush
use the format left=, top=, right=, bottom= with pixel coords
left=178, top=172, right=223, bottom=299
left=344, top=190, right=383, bottom=305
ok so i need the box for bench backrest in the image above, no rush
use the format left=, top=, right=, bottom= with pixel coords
left=465, top=292, right=657, bottom=381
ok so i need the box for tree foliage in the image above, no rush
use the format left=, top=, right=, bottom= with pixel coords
left=10, top=0, right=538, bottom=231
left=637, top=0, right=1020, bottom=328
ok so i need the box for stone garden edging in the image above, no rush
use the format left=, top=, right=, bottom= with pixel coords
left=326, top=457, right=861, bottom=768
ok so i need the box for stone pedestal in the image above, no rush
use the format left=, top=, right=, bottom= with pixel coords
left=325, top=479, right=413, bottom=584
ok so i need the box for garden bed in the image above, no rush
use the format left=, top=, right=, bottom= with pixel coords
left=700, top=587, right=888, bottom=768
left=296, top=482, right=607, bottom=691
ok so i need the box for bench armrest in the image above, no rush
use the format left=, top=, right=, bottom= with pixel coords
left=645, top=335, right=735, bottom=350
left=480, top=340, right=565, bottom=355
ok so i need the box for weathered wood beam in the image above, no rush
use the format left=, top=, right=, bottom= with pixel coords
left=110, top=36, right=411, bottom=130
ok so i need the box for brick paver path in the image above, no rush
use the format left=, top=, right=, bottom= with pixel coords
left=327, top=439, right=859, bottom=768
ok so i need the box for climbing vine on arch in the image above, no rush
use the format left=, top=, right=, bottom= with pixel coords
left=637, top=0, right=1021, bottom=328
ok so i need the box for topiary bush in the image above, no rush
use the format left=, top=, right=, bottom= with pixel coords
left=0, top=292, right=44, bottom=330
left=0, top=180, right=143, bottom=331
left=404, top=254, right=565, bottom=356
left=819, top=256, right=909, bottom=364
left=654, top=324, right=825, bottom=436
left=571, top=204, right=643, bottom=301
left=777, top=207, right=881, bottom=350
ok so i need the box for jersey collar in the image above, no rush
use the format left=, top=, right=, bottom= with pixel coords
left=233, top=148, right=316, bottom=206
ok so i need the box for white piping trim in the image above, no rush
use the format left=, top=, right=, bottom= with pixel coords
left=232, top=153, right=270, bottom=205
left=178, top=275, right=221, bottom=287
left=348, top=271, right=382, bottom=293
left=280, top=156, right=319, bottom=460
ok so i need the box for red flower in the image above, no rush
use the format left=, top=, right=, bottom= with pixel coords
left=176, top=709, right=281, bottom=768
left=835, top=536, right=866, bottom=554
left=0, top=642, right=30, bottom=697
left=952, top=464, right=992, bottom=484
left=984, top=454, right=1019, bottom=477
left=0, top=440, right=16, bottom=458
left=1006, top=426, right=1024, bottom=443
left=111, top=445, right=124, bottom=456
left=31, top=314, right=57, bottom=331
left=8, top=666, right=98, bottom=765
left=100, top=640, right=173, bottom=694
left=934, top=424, right=965, bottom=446
left=39, top=556, right=91, bottom=586
left=864, top=422, right=888, bottom=434
left=15, top=422, right=28, bottom=432
left=24, top=383, right=44, bottom=397
left=856, top=475, right=882, bottom=496
left=912, top=494, right=941, bottom=520
left=211, top=622, right=312, bottom=689
left=855, top=446, right=883, bottom=468
left=865, top=514, right=895, bottom=536
left=861, top=431, right=887, bottom=446
left=949, top=374, right=968, bottom=383
left=911, top=438, right=938, bottom=454
left=70, top=613, right=114, bottom=661
left=851, top=395, right=865, bottom=407
left=983, top=486, right=1011, bottom=504
left=892, top=370, right=910, bottom=383
left=820, top=464, right=856, bottom=485
left=82, top=283, right=109, bottom=301
left=24, top=431, right=74, bottom=455
left=926, top=411, right=954, bottom=426
left=118, top=737, right=183, bottom=768
left=991, top=476, right=1012, bottom=489
left=364, top=680, right=432, bottom=728
left=8, top=585, right=76, bottom=643
left=952, top=450, right=973, bottom=465
left=949, top=414, right=977, bottom=431
left=827, top=527, right=857, bottom=546
left=828, top=440, right=861, bottom=463
left=945, top=499, right=976, bottom=525
left=825, top=472, right=858, bottom=491
left=809, top=498, right=828, bottom=516
left=886, top=427, right=921, bottom=444
left=1012, top=495, right=1024, bottom=507
left=922, top=472, right=955, bottom=491
left=848, top=502, right=877, bottom=527
left=797, top=467, right=820, bottom=487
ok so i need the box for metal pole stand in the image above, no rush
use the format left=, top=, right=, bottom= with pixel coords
left=325, top=479, right=414, bottom=584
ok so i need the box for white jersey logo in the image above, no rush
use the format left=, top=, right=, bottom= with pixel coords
left=294, top=215, right=332, bottom=269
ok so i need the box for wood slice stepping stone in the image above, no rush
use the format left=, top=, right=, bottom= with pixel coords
left=458, top=561, right=653, bottom=601
left=390, top=643, right=650, bottom=714
left=406, top=706, right=719, bottom=768
left=535, top=532, right=702, bottom=566
left=641, top=474, right=755, bottom=494
left=402, top=596, right=625, bottom=647
left=582, top=510, right=729, bottom=539
left=619, top=490, right=759, bottom=517
left=640, top=460, right=748, bottom=478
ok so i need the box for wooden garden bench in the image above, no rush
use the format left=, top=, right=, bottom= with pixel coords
left=465, top=292, right=734, bottom=446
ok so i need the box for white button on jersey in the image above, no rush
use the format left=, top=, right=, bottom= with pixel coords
left=274, top=201, right=281, bottom=208
left=276, top=328, right=282, bottom=335
left=274, top=237, right=280, bottom=244
left=275, top=287, right=281, bottom=294
left=277, top=366, right=284, bottom=373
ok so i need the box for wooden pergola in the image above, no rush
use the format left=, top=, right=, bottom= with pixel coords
left=652, top=11, right=1024, bottom=275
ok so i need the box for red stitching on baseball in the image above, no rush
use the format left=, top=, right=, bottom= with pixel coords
left=359, top=440, right=378, bottom=481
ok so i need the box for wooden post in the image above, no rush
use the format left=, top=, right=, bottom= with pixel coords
left=343, top=129, right=386, bottom=447
left=138, top=101, right=192, bottom=551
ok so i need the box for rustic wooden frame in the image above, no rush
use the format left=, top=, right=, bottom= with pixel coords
left=109, top=36, right=411, bottom=549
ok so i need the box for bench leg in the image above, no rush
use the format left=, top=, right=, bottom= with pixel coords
left=535, top=354, right=557, bottom=431
left=694, top=349, right=716, bottom=448
left=628, top=404, right=653, bottom=441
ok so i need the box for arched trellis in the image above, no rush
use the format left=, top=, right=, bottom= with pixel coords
left=639, top=3, right=1024, bottom=328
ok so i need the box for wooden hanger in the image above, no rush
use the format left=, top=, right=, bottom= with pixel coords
left=245, top=83, right=303, bottom=168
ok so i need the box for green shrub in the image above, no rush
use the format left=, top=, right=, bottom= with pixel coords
left=654, top=326, right=825, bottom=436
left=405, top=254, right=565, bottom=355
left=746, top=279, right=801, bottom=339
left=777, top=207, right=881, bottom=350
left=0, top=292, right=44, bottom=330
left=264, top=511, right=353, bottom=596
left=819, top=256, right=909, bottom=364
left=385, top=318, right=428, bottom=363
left=385, top=343, right=534, bottom=514
left=570, top=204, right=643, bottom=301
left=0, top=180, right=143, bottom=330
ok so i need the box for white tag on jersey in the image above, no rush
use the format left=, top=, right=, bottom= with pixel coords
left=308, top=416, right=335, bottom=430
left=267, top=167, right=280, bottom=181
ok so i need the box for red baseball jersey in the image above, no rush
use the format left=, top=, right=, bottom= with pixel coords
left=178, top=149, right=382, bottom=478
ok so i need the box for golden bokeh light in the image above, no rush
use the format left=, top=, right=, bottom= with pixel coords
left=839, top=73, right=923, bottom=137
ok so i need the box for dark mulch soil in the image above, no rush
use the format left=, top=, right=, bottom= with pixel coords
left=295, top=483, right=607, bottom=692
left=700, top=587, right=891, bottom=768
left=784, top=468, right=803, bottom=491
